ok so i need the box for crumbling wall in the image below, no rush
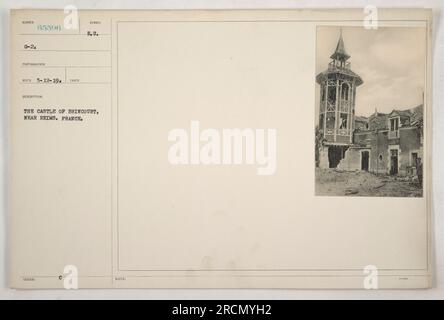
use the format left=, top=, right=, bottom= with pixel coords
left=370, top=131, right=389, bottom=174
left=353, top=131, right=370, bottom=145
left=319, top=147, right=329, bottom=169
left=399, top=127, right=422, bottom=175
left=344, top=125, right=422, bottom=175
left=337, top=148, right=361, bottom=171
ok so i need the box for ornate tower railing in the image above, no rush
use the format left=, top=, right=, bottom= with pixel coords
left=316, top=31, right=363, bottom=145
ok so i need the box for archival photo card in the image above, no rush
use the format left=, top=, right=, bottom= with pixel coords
left=9, top=9, right=432, bottom=289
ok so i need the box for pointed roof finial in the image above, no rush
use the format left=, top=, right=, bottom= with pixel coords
left=330, top=28, right=350, bottom=61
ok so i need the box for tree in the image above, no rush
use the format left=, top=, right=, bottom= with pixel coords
left=315, top=126, right=325, bottom=167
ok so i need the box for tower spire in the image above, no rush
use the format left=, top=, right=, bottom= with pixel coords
left=330, top=29, right=350, bottom=62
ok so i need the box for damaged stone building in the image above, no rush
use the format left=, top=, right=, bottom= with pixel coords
left=316, top=32, right=423, bottom=176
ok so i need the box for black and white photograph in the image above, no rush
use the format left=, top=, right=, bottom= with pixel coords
left=315, top=26, right=426, bottom=197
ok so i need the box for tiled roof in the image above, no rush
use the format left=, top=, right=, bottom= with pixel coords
left=389, top=109, right=411, bottom=118
left=357, top=105, right=423, bottom=131
left=354, top=116, right=368, bottom=122
left=368, top=112, right=389, bottom=130
left=410, top=105, right=424, bottom=125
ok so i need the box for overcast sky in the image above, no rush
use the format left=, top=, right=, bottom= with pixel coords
left=316, top=26, right=426, bottom=117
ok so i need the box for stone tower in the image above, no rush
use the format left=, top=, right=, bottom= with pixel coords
left=316, top=31, right=363, bottom=168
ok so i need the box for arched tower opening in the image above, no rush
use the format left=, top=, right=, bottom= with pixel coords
left=316, top=30, right=363, bottom=168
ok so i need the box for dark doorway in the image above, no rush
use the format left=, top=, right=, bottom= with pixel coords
left=328, top=146, right=346, bottom=168
left=390, top=149, right=398, bottom=175
left=411, top=152, right=418, bottom=167
left=361, top=151, right=369, bottom=171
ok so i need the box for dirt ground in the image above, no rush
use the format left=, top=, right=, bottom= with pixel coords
left=315, top=168, right=423, bottom=197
